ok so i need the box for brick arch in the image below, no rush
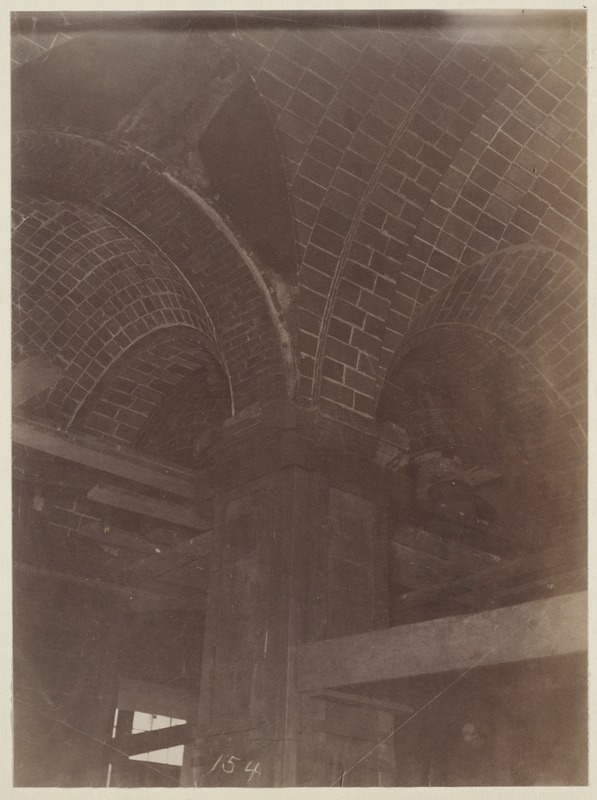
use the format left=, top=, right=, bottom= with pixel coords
left=135, top=369, right=231, bottom=467
left=12, top=193, right=214, bottom=425
left=382, top=323, right=583, bottom=459
left=378, top=238, right=586, bottom=549
left=379, top=353, right=490, bottom=466
left=72, top=327, right=229, bottom=448
left=13, top=130, right=295, bottom=412
left=378, top=23, right=586, bottom=376
left=404, top=245, right=586, bottom=433
left=241, top=20, right=572, bottom=417
left=288, top=28, right=531, bottom=412
left=379, top=323, right=584, bottom=547
left=12, top=26, right=299, bottom=283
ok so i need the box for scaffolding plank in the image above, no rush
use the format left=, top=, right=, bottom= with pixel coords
left=13, top=415, right=207, bottom=500
left=112, top=723, right=194, bottom=756
left=87, top=483, right=211, bottom=530
left=296, top=591, right=587, bottom=691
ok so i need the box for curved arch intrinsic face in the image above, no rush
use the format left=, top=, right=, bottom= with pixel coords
left=12, top=192, right=228, bottom=432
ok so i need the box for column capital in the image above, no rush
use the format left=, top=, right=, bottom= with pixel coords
left=201, top=400, right=411, bottom=498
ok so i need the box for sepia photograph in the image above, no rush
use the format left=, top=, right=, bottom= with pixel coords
left=10, top=5, right=588, bottom=790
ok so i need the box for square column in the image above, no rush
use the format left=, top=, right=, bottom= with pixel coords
left=184, top=402, right=410, bottom=787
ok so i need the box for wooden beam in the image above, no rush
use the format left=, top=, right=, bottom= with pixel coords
left=393, top=538, right=585, bottom=612
left=470, top=538, right=586, bottom=587
left=13, top=415, right=210, bottom=501
left=391, top=554, right=445, bottom=590
left=295, top=591, right=587, bottom=692
left=114, top=531, right=214, bottom=578
left=392, top=541, right=457, bottom=576
left=87, top=483, right=212, bottom=530
left=392, top=525, right=502, bottom=572
left=391, top=577, right=482, bottom=613
left=390, top=538, right=496, bottom=592
left=80, top=522, right=214, bottom=560
left=112, top=723, right=194, bottom=757
left=309, top=689, right=412, bottom=715
left=423, top=515, right=518, bottom=559
left=458, top=568, right=587, bottom=609
left=79, top=521, right=163, bottom=554
left=12, top=356, right=64, bottom=406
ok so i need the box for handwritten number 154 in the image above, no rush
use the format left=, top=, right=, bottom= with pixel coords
left=209, top=753, right=261, bottom=782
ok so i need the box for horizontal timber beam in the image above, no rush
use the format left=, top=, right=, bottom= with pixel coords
left=309, top=689, right=412, bottom=715
left=393, top=538, right=585, bottom=611
left=13, top=415, right=211, bottom=501
left=79, top=522, right=215, bottom=560
left=87, top=484, right=212, bottom=530
left=392, top=525, right=502, bottom=574
left=114, top=531, right=214, bottom=579
left=79, top=521, right=163, bottom=553
left=112, top=723, right=194, bottom=757
left=295, top=591, right=587, bottom=692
